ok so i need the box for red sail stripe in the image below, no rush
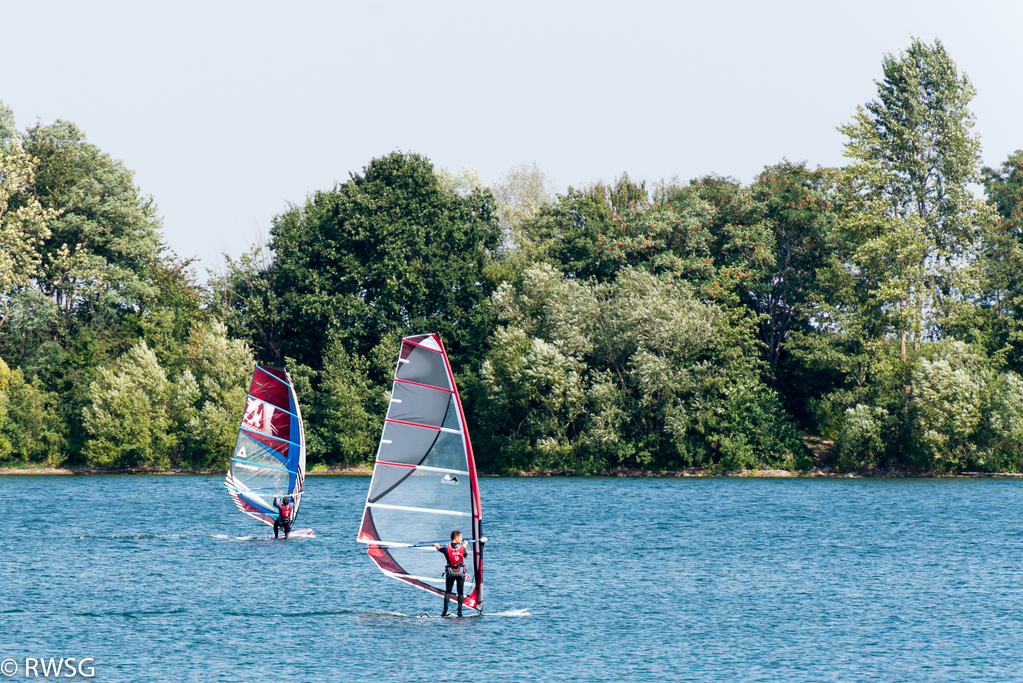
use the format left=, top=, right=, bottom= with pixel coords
left=392, top=377, right=454, bottom=393
left=402, top=338, right=443, bottom=353
left=384, top=418, right=441, bottom=430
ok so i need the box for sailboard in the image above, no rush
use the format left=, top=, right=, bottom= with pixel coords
left=357, top=333, right=484, bottom=612
left=224, top=365, right=311, bottom=536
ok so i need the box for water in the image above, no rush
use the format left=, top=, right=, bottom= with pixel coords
left=3, top=475, right=1023, bottom=682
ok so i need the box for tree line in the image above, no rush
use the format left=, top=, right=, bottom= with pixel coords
left=2, top=37, right=1023, bottom=473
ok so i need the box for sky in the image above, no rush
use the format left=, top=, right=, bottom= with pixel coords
left=2, top=0, right=1021, bottom=277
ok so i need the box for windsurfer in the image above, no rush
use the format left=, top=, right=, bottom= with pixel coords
left=272, top=496, right=293, bottom=539
left=434, top=530, right=469, bottom=617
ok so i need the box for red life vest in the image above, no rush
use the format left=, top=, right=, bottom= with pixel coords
left=281, top=502, right=292, bottom=518
left=445, top=542, right=466, bottom=569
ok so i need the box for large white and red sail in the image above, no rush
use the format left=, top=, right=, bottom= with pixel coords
left=357, top=333, right=484, bottom=612
left=224, top=366, right=306, bottom=526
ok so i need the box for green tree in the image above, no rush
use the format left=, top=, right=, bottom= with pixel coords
left=137, top=255, right=207, bottom=372
left=835, top=404, right=889, bottom=471
left=746, top=163, right=841, bottom=369
left=519, top=174, right=649, bottom=282
left=0, top=357, right=10, bottom=460
left=910, top=344, right=984, bottom=471
left=684, top=176, right=776, bottom=306
left=82, top=340, right=173, bottom=468
left=985, top=371, right=1023, bottom=471
left=0, top=102, right=16, bottom=145
left=598, top=194, right=720, bottom=287
left=978, top=151, right=1023, bottom=373
left=269, top=151, right=501, bottom=373
left=475, top=264, right=806, bottom=473
left=313, top=340, right=385, bottom=466
left=23, top=120, right=164, bottom=323
left=0, top=129, right=59, bottom=327
left=838, top=37, right=990, bottom=357
left=0, top=363, right=65, bottom=466
left=519, top=187, right=617, bottom=281
left=175, top=321, right=254, bottom=468
left=792, top=38, right=998, bottom=468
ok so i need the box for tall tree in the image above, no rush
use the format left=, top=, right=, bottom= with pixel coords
left=491, top=161, right=556, bottom=250
left=0, top=127, right=59, bottom=328
left=269, top=151, right=501, bottom=372
left=978, top=151, right=1023, bottom=372
left=746, top=162, right=841, bottom=369
left=24, top=120, right=164, bottom=323
left=838, top=37, right=990, bottom=357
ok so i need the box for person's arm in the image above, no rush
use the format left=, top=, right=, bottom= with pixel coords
left=272, top=497, right=281, bottom=512
left=434, top=543, right=444, bottom=552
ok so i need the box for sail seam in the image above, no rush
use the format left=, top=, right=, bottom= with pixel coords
left=381, top=571, right=470, bottom=585
left=236, top=493, right=274, bottom=514
left=384, top=418, right=440, bottom=430
left=231, top=457, right=296, bottom=474
left=255, top=365, right=292, bottom=388
left=373, top=461, right=469, bottom=475
left=359, top=537, right=480, bottom=547
left=247, top=394, right=298, bottom=418
left=412, top=465, right=470, bottom=475
left=239, top=426, right=302, bottom=448
left=392, top=378, right=454, bottom=393
left=225, top=486, right=306, bottom=496
left=402, top=338, right=444, bottom=354
left=367, top=503, right=471, bottom=516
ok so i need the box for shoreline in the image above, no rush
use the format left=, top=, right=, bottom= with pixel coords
left=0, top=466, right=225, bottom=475
left=0, top=465, right=374, bottom=476
left=508, top=466, right=1023, bottom=478
left=3, top=465, right=1022, bottom=478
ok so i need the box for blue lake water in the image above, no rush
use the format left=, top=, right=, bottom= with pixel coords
left=3, top=475, right=1023, bottom=682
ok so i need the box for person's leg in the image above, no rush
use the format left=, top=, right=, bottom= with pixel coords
left=442, top=576, right=455, bottom=616
left=455, top=575, right=465, bottom=616
left=273, top=518, right=280, bottom=539
left=283, top=519, right=292, bottom=539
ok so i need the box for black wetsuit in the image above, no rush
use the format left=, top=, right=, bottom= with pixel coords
left=272, top=498, right=293, bottom=538
left=438, top=542, right=468, bottom=615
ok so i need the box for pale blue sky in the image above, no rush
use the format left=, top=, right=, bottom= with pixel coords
left=2, top=1, right=1021, bottom=276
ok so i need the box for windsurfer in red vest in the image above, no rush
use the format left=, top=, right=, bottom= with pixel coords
left=272, top=496, right=293, bottom=539
left=433, top=530, right=469, bottom=617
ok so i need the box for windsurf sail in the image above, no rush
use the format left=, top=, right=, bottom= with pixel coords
left=357, top=333, right=484, bottom=612
left=224, top=365, right=306, bottom=527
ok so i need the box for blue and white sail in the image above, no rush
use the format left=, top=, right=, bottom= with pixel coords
left=224, top=366, right=306, bottom=526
